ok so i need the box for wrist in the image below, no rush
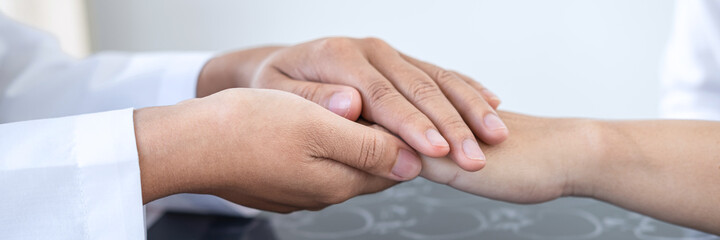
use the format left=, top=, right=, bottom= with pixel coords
left=134, top=106, right=189, bottom=204
left=562, top=119, right=611, bottom=199
left=196, top=46, right=284, bottom=97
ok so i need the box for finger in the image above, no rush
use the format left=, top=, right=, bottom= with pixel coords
left=420, top=154, right=491, bottom=199
left=268, top=38, right=450, bottom=158
left=453, top=71, right=502, bottom=109
left=366, top=45, right=487, bottom=171
left=254, top=69, right=363, bottom=121
left=357, top=121, right=405, bottom=142
left=363, top=122, right=393, bottom=135
left=402, top=54, right=509, bottom=145
left=317, top=115, right=423, bottom=181
left=326, top=59, right=451, bottom=158
left=419, top=155, right=462, bottom=186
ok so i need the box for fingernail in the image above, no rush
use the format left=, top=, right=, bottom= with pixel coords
left=462, top=139, right=486, bottom=161
left=482, top=89, right=501, bottom=102
left=425, top=129, right=449, bottom=147
left=328, top=91, right=352, bottom=117
left=483, top=113, right=507, bottom=131
left=392, top=149, right=422, bottom=180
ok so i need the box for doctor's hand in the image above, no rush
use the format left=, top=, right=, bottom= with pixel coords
left=197, top=37, right=508, bottom=172
left=133, top=88, right=422, bottom=212
left=420, top=112, right=602, bottom=204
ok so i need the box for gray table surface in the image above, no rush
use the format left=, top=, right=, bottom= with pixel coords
left=267, top=178, right=718, bottom=240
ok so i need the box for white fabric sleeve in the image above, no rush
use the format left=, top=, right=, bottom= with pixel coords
left=0, top=12, right=257, bottom=225
left=0, top=13, right=214, bottom=123
left=660, top=0, right=720, bottom=120
left=0, top=109, right=144, bottom=240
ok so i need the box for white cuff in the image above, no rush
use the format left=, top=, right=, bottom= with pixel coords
left=0, top=109, right=144, bottom=239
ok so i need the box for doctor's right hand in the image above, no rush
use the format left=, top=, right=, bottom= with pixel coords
left=199, top=38, right=509, bottom=172
left=133, top=88, right=422, bottom=213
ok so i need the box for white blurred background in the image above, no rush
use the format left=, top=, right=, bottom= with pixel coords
left=2, top=0, right=675, bottom=119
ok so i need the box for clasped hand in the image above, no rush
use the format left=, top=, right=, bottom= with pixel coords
left=138, top=37, right=510, bottom=213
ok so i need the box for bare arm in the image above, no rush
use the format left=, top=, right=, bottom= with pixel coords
left=421, top=112, right=720, bottom=235
left=591, top=119, right=720, bottom=233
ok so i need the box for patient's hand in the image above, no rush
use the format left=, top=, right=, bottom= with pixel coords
left=420, top=112, right=603, bottom=204
left=422, top=112, right=720, bottom=234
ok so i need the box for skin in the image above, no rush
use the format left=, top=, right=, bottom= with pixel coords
left=420, top=112, right=720, bottom=235
left=135, top=36, right=509, bottom=214
left=197, top=37, right=509, bottom=171
left=136, top=88, right=423, bottom=212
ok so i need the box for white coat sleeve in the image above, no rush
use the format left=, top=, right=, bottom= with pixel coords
left=0, top=109, right=144, bottom=239
left=0, top=14, right=213, bottom=123
left=0, top=12, right=257, bottom=234
left=660, top=0, right=720, bottom=120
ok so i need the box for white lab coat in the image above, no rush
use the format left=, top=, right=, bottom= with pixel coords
left=0, top=13, right=252, bottom=239
left=661, top=0, right=720, bottom=120
left=0, top=0, right=713, bottom=238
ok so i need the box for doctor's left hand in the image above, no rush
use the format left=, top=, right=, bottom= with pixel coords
left=133, top=88, right=422, bottom=213
left=197, top=37, right=509, bottom=172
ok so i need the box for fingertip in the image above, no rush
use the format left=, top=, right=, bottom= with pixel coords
left=327, top=87, right=362, bottom=121
left=489, top=98, right=501, bottom=110
left=458, top=138, right=486, bottom=171
left=391, top=148, right=423, bottom=181
left=451, top=150, right=486, bottom=172
left=461, top=157, right=486, bottom=172
left=494, top=127, right=510, bottom=143
left=414, top=139, right=450, bottom=158
left=398, top=127, right=451, bottom=158
left=477, top=113, right=509, bottom=145
left=463, top=160, right=486, bottom=172
left=421, top=129, right=451, bottom=157
left=480, top=89, right=501, bottom=109
left=346, top=88, right=363, bottom=121
left=420, top=146, right=451, bottom=158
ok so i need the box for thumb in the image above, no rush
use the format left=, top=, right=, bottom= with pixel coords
left=318, top=115, right=423, bottom=181
left=257, top=73, right=362, bottom=120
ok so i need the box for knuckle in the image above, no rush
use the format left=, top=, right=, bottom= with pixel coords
left=294, top=84, right=322, bottom=102
left=363, top=37, right=389, bottom=48
left=400, top=110, right=429, bottom=129
left=407, top=79, right=442, bottom=105
left=318, top=37, right=354, bottom=55
left=438, top=115, right=469, bottom=132
left=213, top=90, right=248, bottom=122
left=462, top=95, right=491, bottom=110
left=357, top=132, right=386, bottom=172
left=433, top=69, right=459, bottom=86
left=217, top=88, right=245, bottom=101
left=448, top=70, right=466, bottom=80
left=365, top=81, right=402, bottom=108
left=300, top=121, right=331, bottom=158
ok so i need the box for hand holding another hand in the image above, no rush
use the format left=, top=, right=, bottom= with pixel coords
left=199, top=37, right=509, bottom=171
left=135, top=88, right=422, bottom=212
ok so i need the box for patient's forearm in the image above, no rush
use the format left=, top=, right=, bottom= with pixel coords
left=587, top=120, right=720, bottom=234
left=420, top=112, right=720, bottom=234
